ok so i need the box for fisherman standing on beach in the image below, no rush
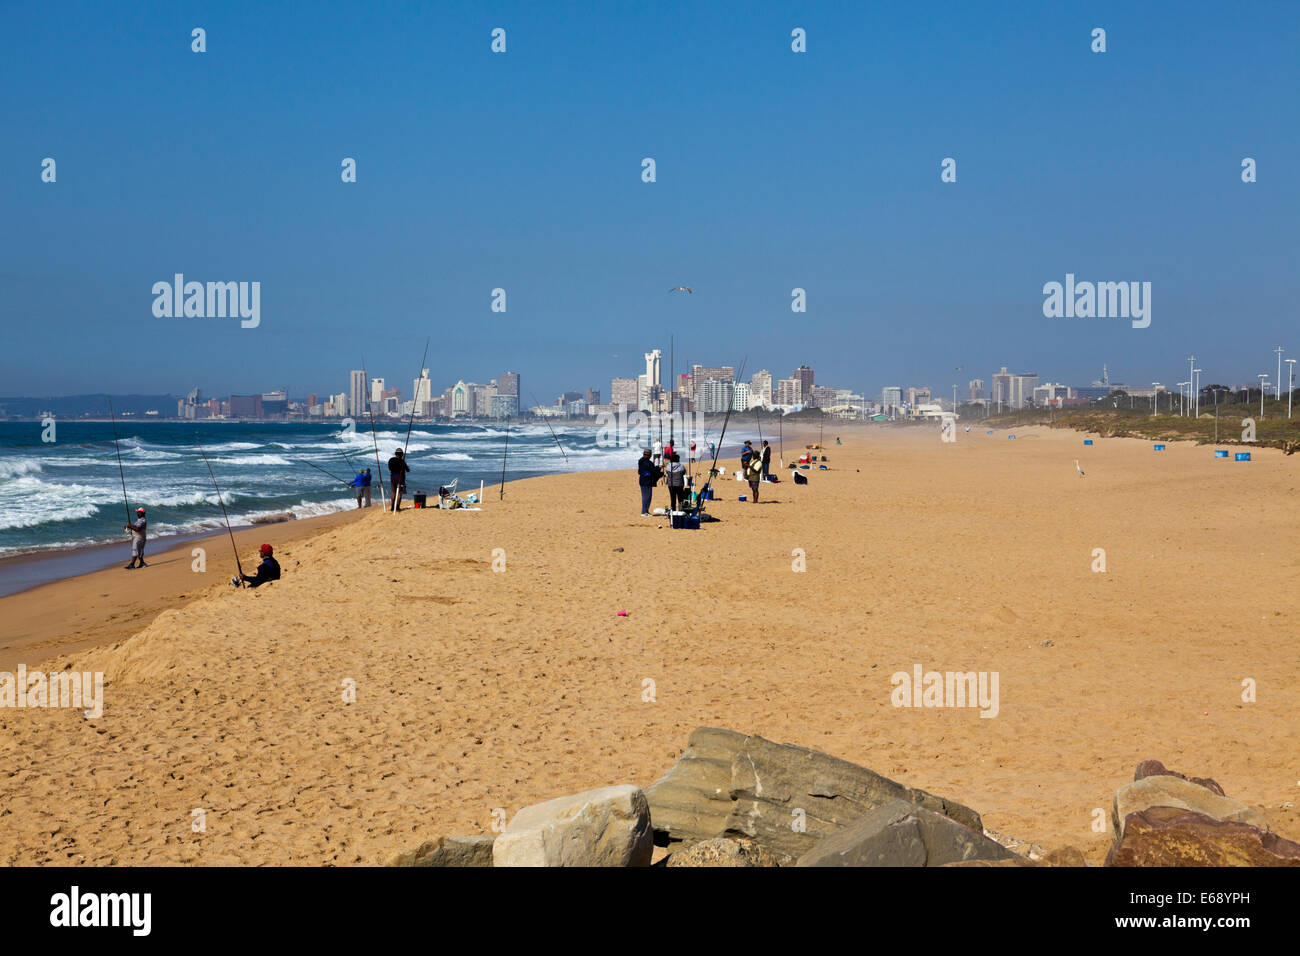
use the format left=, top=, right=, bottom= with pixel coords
left=740, top=441, right=760, bottom=503
left=387, top=449, right=410, bottom=513
left=349, top=468, right=372, bottom=508
left=760, top=440, right=772, bottom=481
left=638, top=448, right=661, bottom=516
left=123, top=506, right=147, bottom=569
left=666, top=452, right=686, bottom=511
left=652, top=438, right=663, bottom=468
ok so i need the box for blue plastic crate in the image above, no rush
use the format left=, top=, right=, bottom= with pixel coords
left=1154, top=444, right=1165, bottom=451
left=1214, top=450, right=1229, bottom=458
left=1083, top=439, right=1093, bottom=445
left=1235, top=452, right=1251, bottom=462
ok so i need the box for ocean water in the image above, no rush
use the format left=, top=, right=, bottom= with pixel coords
left=0, top=420, right=660, bottom=557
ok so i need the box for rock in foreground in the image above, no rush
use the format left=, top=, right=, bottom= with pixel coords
left=796, top=799, right=1014, bottom=867
left=493, top=784, right=654, bottom=867
left=384, top=834, right=496, bottom=867
left=645, top=727, right=982, bottom=861
left=1106, top=807, right=1300, bottom=867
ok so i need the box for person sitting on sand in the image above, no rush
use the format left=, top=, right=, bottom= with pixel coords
left=387, top=449, right=410, bottom=512
left=234, top=543, right=281, bottom=588
left=124, top=506, right=148, bottom=569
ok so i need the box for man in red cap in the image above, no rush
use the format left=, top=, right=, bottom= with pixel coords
left=235, top=543, right=282, bottom=588
left=124, top=507, right=148, bottom=569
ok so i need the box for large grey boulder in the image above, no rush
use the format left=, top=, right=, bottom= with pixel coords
left=644, top=727, right=981, bottom=861
left=384, top=834, right=495, bottom=867
left=796, top=800, right=1015, bottom=867
left=1112, top=776, right=1267, bottom=840
left=493, top=785, right=654, bottom=867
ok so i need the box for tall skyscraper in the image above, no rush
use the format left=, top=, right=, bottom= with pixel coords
left=793, top=365, right=814, bottom=395
left=1009, top=373, right=1039, bottom=409
left=750, top=369, right=773, bottom=408
left=776, top=377, right=802, bottom=406
left=412, top=370, right=432, bottom=416
left=881, top=386, right=902, bottom=411
left=349, top=370, right=366, bottom=420
left=371, top=377, right=385, bottom=403
left=992, top=367, right=1013, bottom=408
left=968, top=379, right=985, bottom=403
left=644, top=349, right=662, bottom=390
left=585, top=387, right=600, bottom=405
left=499, top=371, right=520, bottom=397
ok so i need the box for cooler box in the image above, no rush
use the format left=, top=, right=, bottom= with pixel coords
left=670, top=511, right=686, bottom=529
left=413, top=493, right=426, bottom=508
left=1235, top=452, right=1251, bottom=461
left=1083, top=439, right=1093, bottom=445
left=1214, top=450, right=1229, bottom=458
left=1154, top=444, right=1165, bottom=451
left=683, top=513, right=700, bottom=530
left=738, top=495, right=747, bottom=501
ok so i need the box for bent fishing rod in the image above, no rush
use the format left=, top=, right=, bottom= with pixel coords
left=302, top=459, right=353, bottom=486
left=360, top=354, right=389, bottom=506
left=403, top=336, right=430, bottom=457
left=530, top=393, right=568, bottom=463
left=196, top=436, right=246, bottom=588
left=107, top=398, right=132, bottom=527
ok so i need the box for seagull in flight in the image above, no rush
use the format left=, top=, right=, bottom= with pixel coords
left=669, top=286, right=693, bottom=294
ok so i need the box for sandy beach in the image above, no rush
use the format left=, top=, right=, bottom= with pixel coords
left=1, top=424, right=1297, bottom=866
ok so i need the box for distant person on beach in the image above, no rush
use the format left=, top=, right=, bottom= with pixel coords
left=123, top=507, right=147, bottom=569
left=349, top=468, right=372, bottom=508
left=740, top=442, right=761, bottom=503
left=387, top=449, right=410, bottom=512
left=638, top=448, right=661, bottom=515
left=836, top=436, right=841, bottom=445
left=235, top=543, right=281, bottom=588
left=689, top=441, right=697, bottom=463
left=652, top=438, right=663, bottom=467
left=760, top=440, right=772, bottom=480
left=666, top=453, right=686, bottom=511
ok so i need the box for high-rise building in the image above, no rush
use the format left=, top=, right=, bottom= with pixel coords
left=498, top=371, right=520, bottom=397
left=644, top=349, right=662, bottom=390
left=881, top=386, right=903, bottom=411
left=793, top=365, right=814, bottom=395
left=809, top=385, right=837, bottom=408
left=776, top=377, right=802, bottom=406
left=489, top=394, right=519, bottom=419
left=905, top=386, right=931, bottom=407
left=412, top=370, right=432, bottom=417
left=693, top=365, right=735, bottom=384
left=750, top=370, right=773, bottom=408
left=968, top=379, right=985, bottom=403
left=1009, top=373, right=1039, bottom=408
left=371, top=378, right=385, bottom=403
left=611, top=377, right=638, bottom=407
left=585, top=387, right=600, bottom=406
left=992, top=367, right=1013, bottom=408
left=732, top=382, right=750, bottom=411
left=349, top=370, right=366, bottom=420
left=332, top=392, right=348, bottom=417
left=229, top=394, right=263, bottom=418
left=698, top=378, right=735, bottom=414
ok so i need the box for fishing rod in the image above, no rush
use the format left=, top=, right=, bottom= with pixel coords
left=360, top=354, right=388, bottom=508
left=196, top=436, right=245, bottom=588
left=302, top=459, right=353, bottom=486
left=530, top=393, right=568, bottom=463
left=403, top=336, right=430, bottom=457
left=499, top=416, right=510, bottom=500
left=693, top=356, right=747, bottom=517
left=107, top=398, right=132, bottom=527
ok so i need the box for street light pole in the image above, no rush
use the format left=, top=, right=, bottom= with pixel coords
left=1192, top=369, right=1202, bottom=419
left=1287, top=358, right=1296, bottom=419
left=1187, top=355, right=1195, bottom=417
left=1151, top=383, right=1160, bottom=415
left=1258, top=374, right=1269, bottom=418
left=1275, top=346, right=1284, bottom=399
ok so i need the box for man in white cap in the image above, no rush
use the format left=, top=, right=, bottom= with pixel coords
left=124, top=506, right=148, bottom=569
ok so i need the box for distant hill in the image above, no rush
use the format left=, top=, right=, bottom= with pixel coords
left=0, top=394, right=178, bottom=418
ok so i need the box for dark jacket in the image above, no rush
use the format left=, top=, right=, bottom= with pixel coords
left=245, top=556, right=281, bottom=588
left=638, top=456, right=661, bottom=487
left=387, top=456, right=409, bottom=485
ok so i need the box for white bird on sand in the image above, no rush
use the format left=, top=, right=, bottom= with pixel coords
left=1075, top=459, right=1085, bottom=476
left=669, top=286, right=693, bottom=294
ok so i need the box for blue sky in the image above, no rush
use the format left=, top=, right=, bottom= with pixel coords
left=2, top=0, right=1297, bottom=401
